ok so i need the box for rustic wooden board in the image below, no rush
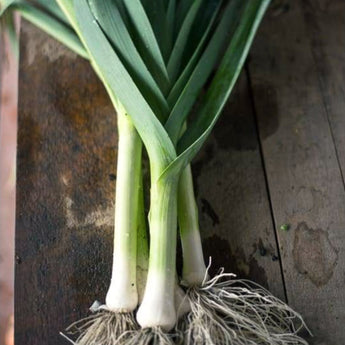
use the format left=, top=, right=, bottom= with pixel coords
left=15, top=22, right=117, bottom=345
left=248, top=2, right=345, bottom=344
left=300, top=1, right=345, bottom=184
left=15, top=22, right=286, bottom=343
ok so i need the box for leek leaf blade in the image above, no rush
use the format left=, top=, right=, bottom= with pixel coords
left=2, top=1, right=87, bottom=58
left=160, top=0, right=271, bottom=180
left=141, top=0, right=167, bottom=59
left=122, top=0, right=170, bottom=92
left=165, top=0, right=244, bottom=144
left=167, top=0, right=202, bottom=83
left=89, top=0, right=169, bottom=120
left=32, top=0, right=69, bottom=25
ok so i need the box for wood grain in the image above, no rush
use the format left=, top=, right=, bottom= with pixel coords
left=300, top=0, right=345, bottom=184
left=248, top=1, right=345, bottom=344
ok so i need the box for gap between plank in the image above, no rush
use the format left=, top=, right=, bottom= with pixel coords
left=244, top=65, right=289, bottom=303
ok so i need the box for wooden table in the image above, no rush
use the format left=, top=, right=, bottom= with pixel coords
left=15, top=2, right=345, bottom=344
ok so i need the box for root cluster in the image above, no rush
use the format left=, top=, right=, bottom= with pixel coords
left=179, top=272, right=310, bottom=345
left=61, top=309, right=138, bottom=345
left=62, top=274, right=310, bottom=345
left=116, top=326, right=182, bottom=345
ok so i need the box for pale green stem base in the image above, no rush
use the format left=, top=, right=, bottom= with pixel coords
left=136, top=167, right=149, bottom=303
left=178, top=165, right=207, bottom=286
left=137, top=177, right=179, bottom=331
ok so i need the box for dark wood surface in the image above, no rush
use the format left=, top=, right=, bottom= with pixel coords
left=248, top=2, right=345, bottom=344
left=15, top=2, right=345, bottom=344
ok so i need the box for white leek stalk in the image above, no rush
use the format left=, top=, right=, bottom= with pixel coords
left=178, top=165, right=207, bottom=286
left=106, top=109, right=142, bottom=312
left=136, top=176, right=179, bottom=331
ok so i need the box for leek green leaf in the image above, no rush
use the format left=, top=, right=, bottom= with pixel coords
left=167, top=0, right=202, bottom=83
left=3, top=1, right=88, bottom=58
left=174, top=0, right=193, bottom=36
left=32, top=0, right=69, bottom=25
left=165, top=0, right=244, bottom=144
left=163, top=0, right=175, bottom=62
left=160, top=0, right=271, bottom=181
left=167, top=0, right=222, bottom=108
left=122, top=0, right=170, bottom=93
left=179, top=0, right=220, bottom=68
left=55, top=0, right=76, bottom=28
left=89, top=0, right=169, bottom=120
left=141, top=0, right=167, bottom=60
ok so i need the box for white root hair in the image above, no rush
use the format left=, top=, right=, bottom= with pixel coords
left=179, top=266, right=311, bottom=345
left=115, top=326, right=183, bottom=345
left=61, top=309, right=138, bottom=345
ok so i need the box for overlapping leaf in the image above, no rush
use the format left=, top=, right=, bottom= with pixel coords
left=161, top=0, right=271, bottom=180
left=165, top=0, right=244, bottom=144
left=32, top=0, right=69, bottom=25
left=3, top=0, right=271, bottom=181
left=122, top=0, right=170, bottom=92
left=74, top=0, right=270, bottom=181
left=89, top=0, right=169, bottom=119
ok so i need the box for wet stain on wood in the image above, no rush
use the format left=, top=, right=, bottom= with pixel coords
left=203, top=234, right=269, bottom=289
left=201, top=198, right=219, bottom=226
left=293, top=222, right=338, bottom=287
left=250, top=84, right=279, bottom=140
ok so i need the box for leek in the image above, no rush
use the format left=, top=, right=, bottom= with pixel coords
left=1, top=0, right=311, bottom=344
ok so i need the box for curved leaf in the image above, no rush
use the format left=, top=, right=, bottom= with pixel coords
left=8, top=1, right=87, bottom=58
left=32, top=0, right=69, bottom=25
left=0, top=0, right=16, bottom=15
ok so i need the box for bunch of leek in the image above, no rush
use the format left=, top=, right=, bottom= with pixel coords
left=1, top=0, right=310, bottom=344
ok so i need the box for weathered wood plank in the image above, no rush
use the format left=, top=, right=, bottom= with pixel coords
left=300, top=1, right=345, bottom=185
left=248, top=2, right=345, bottom=344
left=194, top=72, right=285, bottom=300
left=15, top=22, right=117, bottom=345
